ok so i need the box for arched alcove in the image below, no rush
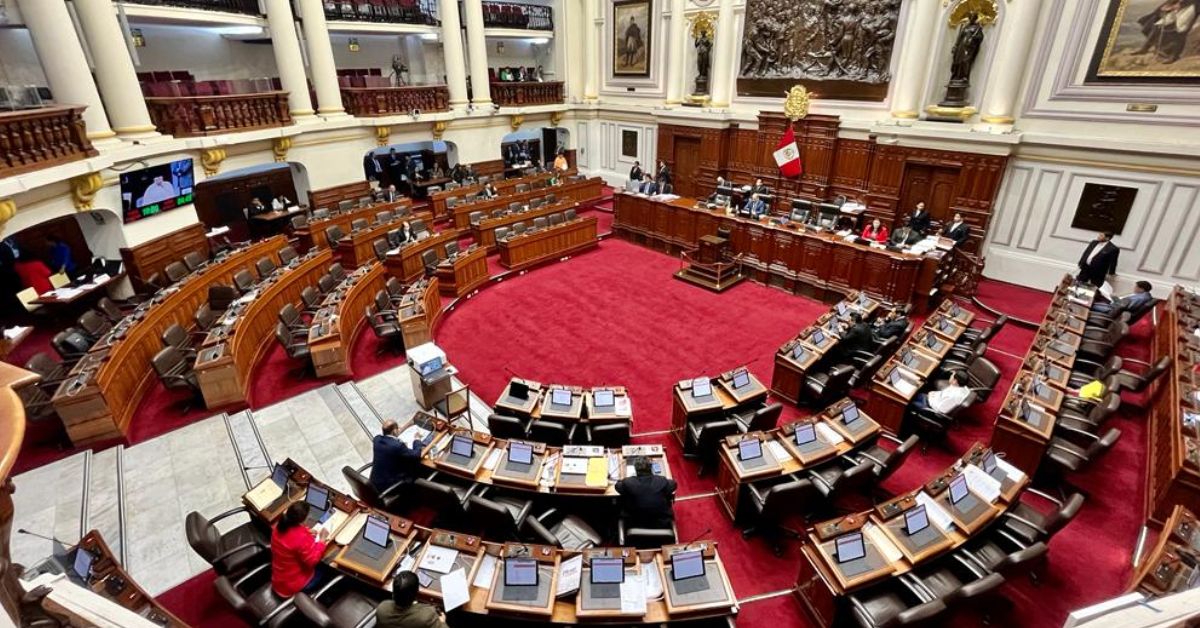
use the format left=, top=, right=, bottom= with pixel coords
left=194, top=161, right=310, bottom=242
left=366, top=140, right=459, bottom=195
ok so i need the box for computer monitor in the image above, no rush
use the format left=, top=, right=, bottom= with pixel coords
left=450, top=435, right=475, bottom=458
left=841, top=403, right=860, bottom=425
left=790, top=209, right=809, bottom=223
left=859, top=293, right=870, bottom=306
left=889, top=368, right=902, bottom=386
left=419, top=356, right=443, bottom=377
left=271, top=463, right=288, bottom=489
left=671, top=550, right=705, bottom=580
left=925, top=333, right=938, bottom=349
left=590, top=557, right=625, bottom=584
left=835, top=532, right=866, bottom=563
left=791, top=344, right=807, bottom=361
left=550, top=387, right=572, bottom=406
left=73, top=548, right=95, bottom=580
left=732, top=369, right=751, bottom=389
left=982, top=451, right=998, bottom=474
left=1033, top=378, right=1049, bottom=400
left=510, top=380, right=530, bottom=401
left=691, top=377, right=712, bottom=398
left=363, top=515, right=390, bottom=548
left=904, top=505, right=930, bottom=535
left=949, top=303, right=962, bottom=318
left=811, top=329, right=826, bottom=346
left=737, top=438, right=763, bottom=461
left=794, top=422, right=817, bottom=445
left=593, top=389, right=615, bottom=407
left=305, top=484, right=329, bottom=511
left=938, top=317, right=953, bottom=333
left=836, top=302, right=848, bottom=317
left=949, top=474, right=969, bottom=505
left=505, top=557, right=539, bottom=587
left=502, top=440, right=532, bottom=464
left=900, top=349, right=916, bottom=367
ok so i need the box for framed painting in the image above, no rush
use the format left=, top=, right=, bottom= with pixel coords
left=1071, top=183, right=1137, bottom=234
left=613, top=0, right=652, bottom=77
left=621, top=130, right=639, bottom=158
left=1087, top=0, right=1200, bottom=83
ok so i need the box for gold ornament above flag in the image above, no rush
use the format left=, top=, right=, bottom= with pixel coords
left=784, top=85, right=811, bottom=121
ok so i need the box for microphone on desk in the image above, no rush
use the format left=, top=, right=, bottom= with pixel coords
left=18, top=528, right=75, bottom=547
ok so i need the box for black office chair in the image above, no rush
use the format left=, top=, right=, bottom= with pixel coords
left=255, top=257, right=276, bottom=277
left=808, top=459, right=876, bottom=512
left=848, top=434, right=920, bottom=487
left=532, top=216, right=548, bottom=230
left=524, top=507, right=603, bottom=550
left=23, top=353, right=71, bottom=389
left=548, top=213, right=564, bottom=226
left=164, top=261, right=189, bottom=284
left=342, top=464, right=411, bottom=515
left=214, top=564, right=300, bottom=628
left=412, top=474, right=478, bottom=528
left=194, top=303, right=219, bottom=332
left=300, top=286, right=322, bottom=315
left=998, top=490, right=1085, bottom=547
left=444, top=241, right=460, bottom=258
left=848, top=579, right=947, bottom=628
left=384, top=277, right=405, bottom=305
left=906, top=390, right=976, bottom=451
left=468, top=211, right=484, bottom=226
left=373, top=290, right=398, bottom=322
left=161, top=324, right=198, bottom=364
left=184, top=508, right=269, bottom=577
left=910, top=553, right=1006, bottom=617
left=325, top=225, right=346, bottom=245
left=421, top=249, right=439, bottom=278
left=410, top=219, right=429, bottom=238
left=95, top=297, right=131, bottom=324
left=732, top=402, right=783, bottom=433
left=50, top=328, right=92, bottom=362
left=375, top=210, right=393, bottom=224
left=278, top=303, right=310, bottom=336
left=487, top=413, right=528, bottom=440
left=586, top=421, right=631, bottom=447
left=317, top=273, right=337, bottom=295
left=205, top=284, right=237, bottom=313
left=956, top=314, right=1007, bottom=348
left=182, top=250, right=207, bottom=272
left=366, top=305, right=405, bottom=355
left=372, top=238, right=389, bottom=262
left=290, top=215, right=308, bottom=230
left=350, top=218, right=369, bottom=232
left=233, top=269, right=256, bottom=294
left=293, top=578, right=379, bottom=628
left=683, top=418, right=740, bottom=475
left=495, top=226, right=511, bottom=241
left=802, top=364, right=856, bottom=407
left=528, top=419, right=573, bottom=446
left=565, top=208, right=577, bottom=221
left=1112, top=355, right=1170, bottom=396
left=76, top=310, right=112, bottom=342
left=466, top=494, right=533, bottom=540
left=273, top=322, right=312, bottom=374
left=959, top=537, right=1050, bottom=584
left=617, top=516, right=678, bottom=550
left=1040, top=427, right=1120, bottom=495
left=151, top=346, right=203, bottom=411
left=742, top=476, right=819, bottom=556
left=278, top=246, right=299, bottom=266
left=329, top=263, right=347, bottom=282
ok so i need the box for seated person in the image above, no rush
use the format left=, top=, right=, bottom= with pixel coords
left=396, top=221, right=416, bottom=244
left=376, top=571, right=450, bottom=628
left=740, top=193, right=768, bottom=219
left=272, top=194, right=292, bottom=211
left=14, top=256, right=53, bottom=294
left=46, top=235, right=76, bottom=278
left=750, top=178, right=770, bottom=196
left=553, top=150, right=569, bottom=172
left=615, top=456, right=677, bottom=529
left=370, top=420, right=424, bottom=495
left=464, top=164, right=478, bottom=183
left=913, top=371, right=970, bottom=414
left=860, top=218, right=889, bottom=243
left=835, top=312, right=873, bottom=360
left=873, top=307, right=909, bottom=340
left=1093, top=280, right=1153, bottom=314
left=271, top=501, right=329, bottom=598
left=430, top=163, right=446, bottom=180
left=481, top=182, right=499, bottom=200
left=247, top=197, right=269, bottom=217
left=638, top=174, right=659, bottom=195
left=707, top=177, right=731, bottom=206
left=382, top=184, right=402, bottom=202
left=450, top=163, right=467, bottom=183
left=941, top=212, right=969, bottom=245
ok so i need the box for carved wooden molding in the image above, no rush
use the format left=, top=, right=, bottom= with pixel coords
left=70, top=172, right=104, bottom=211
left=200, top=147, right=227, bottom=176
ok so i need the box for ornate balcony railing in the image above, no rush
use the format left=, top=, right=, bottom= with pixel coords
left=120, top=0, right=261, bottom=16
left=341, top=85, right=451, bottom=116
left=324, top=0, right=438, bottom=25
left=481, top=1, right=553, bottom=30
left=0, top=105, right=98, bottom=178
left=490, top=81, right=564, bottom=106
left=145, top=92, right=292, bottom=137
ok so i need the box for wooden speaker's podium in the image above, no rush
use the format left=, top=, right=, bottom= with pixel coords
left=407, top=342, right=456, bottom=410
left=675, top=234, right=744, bottom=292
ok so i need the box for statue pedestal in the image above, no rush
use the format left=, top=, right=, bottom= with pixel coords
left=684, top=93, right=711, bottom=108
left=928, top=79, right=976, bottom=123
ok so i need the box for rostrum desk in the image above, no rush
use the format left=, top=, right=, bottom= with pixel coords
left=307, top=262, right=387, bottom=378
left=497, top=215, right=599, bottom=270
left=51, top=237, right=285, bottom=445
left=613, top=192, right=955, bottom=313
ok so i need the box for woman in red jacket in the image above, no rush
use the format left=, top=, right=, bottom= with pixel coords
left=271, top=501, right=330, bottom=597
left=861, top=218, right=889, bottom=244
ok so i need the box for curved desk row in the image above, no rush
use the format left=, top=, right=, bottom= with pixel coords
left=863, top=300, right=975, bottom=435
left=193, top=248, right=334, bottom=408
left=51, top=237, right=287, bottom=445
left=429, top=169, right=566, bottom=219
left=242, top=459, right=736, bottom=623
left=613, top=192, right=955, bottom=313
left=471, top=198, right=583, bottom=252
left=715, top=398, right=882, bottom=522
left=495, top=378, right=633, bottom=425
left=448, top=175, right=602, bottom=230
left=396, top=277, right=442, bottom=348
left=1127, top=505, right=1199, bottom=596
left=771, top=291, right=881, bottom=404
left=497, top=215, right=599, bottom=271
left=433, top=246, right=489, bottom=298
left=297, top=198, right=417, bottom=251
left=383, top=228, right=467, bottom=284
left=794, top=442, right=1030, bottom=627
left=308, top=262, right=386, bottom=378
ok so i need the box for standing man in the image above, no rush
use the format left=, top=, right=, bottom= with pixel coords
left=656, top=160, right=671, bottom=187
left=907, top=202, right=931, bottom=235
left=629, top=161, right=643, bottom=182
left=369, top=420, right=426, bottom=496
left=941, top=212, right=970, bottom=244
left=615, top=457, right=677, bottom=529
left=1077, top=231, right=1120, bottom=287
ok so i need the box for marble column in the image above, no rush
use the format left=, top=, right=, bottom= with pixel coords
left=438, top=0, right=470, bottom=108
left=889, top=0, right=941, bottom=120
left=709, top=0, right=736, bottom=107
left=296, top=0, right=345, bottom=116
left=462, top=0, right=492, bottom=105
left=71, top=0, right=157, bottom=137
left=979, top=2, right=1042, bottom=125
left=17, top=0, right=114, bottom=141
left=263, top=0, right=315, bottom=118
left=664, top=0, right=688, bottom=105
left=583, top=0, right=599, bottom=100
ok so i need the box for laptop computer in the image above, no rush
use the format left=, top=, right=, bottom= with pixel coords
left=670, top=550, right=708, bottom=595
left=357, top=514, right=391, bottom=560
left=502, top=557, right=540, bottom=601
left=590, top=557, right=624, bottom=599
left=446, top=435, right=475, bottom=466
left=303, top=484, right=332, bottom=527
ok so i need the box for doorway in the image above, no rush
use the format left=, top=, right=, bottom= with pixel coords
left=898, top=164, right=958, bottom=222
left=673, top=137, right=701, bottom=197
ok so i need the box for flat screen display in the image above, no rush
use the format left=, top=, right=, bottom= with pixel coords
left=691, top=377, right=712, bottom=398
left=737, top=438, right=762, bottom=461
left=841, top=403, right=860, bottom=425
left=550, top=388, right=572, bottom=406
left=925, top=333, right=938, bottom=349
left=271, top=464, right=288, bottom=488
left=835, top=532, right=865, bottom=563
left=73, top=548, right=95, bottom=580
left=791, top=344, right=806, bottom=360
left=509, top=442, right=533, bottom=465
left=889, top=368, right=902, bottom=385
left=591, top=557, right=625, bottom=584
left=949, top=474, right=969, bottom=505
left=794, top=423, right=816, bottom=445
left=363, top=515, right=390, bottom=547
left=671, top=550, right=705, bottom=580
left=119, top=158, right=195, bottom=223
left=505, top=558, right=538, bottom=586
left=905, top=505, right=929, bottom=535
left=811, top=330, right=826, bottom=346
left=732, top=369, right=750, bottom=389
left=450, top=435, right=474, bottom=458
left=305, top=484, right=329, bottom=511
left=593, top=389, right=615, bottom=407
left=982, top=452, right=998, bottom=474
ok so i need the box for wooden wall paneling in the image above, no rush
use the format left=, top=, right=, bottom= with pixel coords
left=829, top=138, right=872, bottom=200
left=119, top=223, right=210, bottom=287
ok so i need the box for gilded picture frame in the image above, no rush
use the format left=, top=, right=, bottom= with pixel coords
left=1087, top=0, right=1200, bottom=83
left=613, top=0, right=653, bottom=77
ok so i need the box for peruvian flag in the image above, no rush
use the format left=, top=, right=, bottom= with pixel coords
left=773, top=126, right=803, bottom=178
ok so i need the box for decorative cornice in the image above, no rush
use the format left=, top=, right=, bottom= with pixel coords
left=70, top=173, right=104, bottom=211
left=200, top=148, right=227, bottom=176
left=272, top=137, right=292, bottom=162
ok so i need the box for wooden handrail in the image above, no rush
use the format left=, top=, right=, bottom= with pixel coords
left=340, top=85, right=450, bottom=116
left=145, top=91, right=292, bottom=137
left=0, top=105, right=98, bottom=178
left=0, top=362, right=34, bottom=622
left=489, top=81, right=564, bottom=106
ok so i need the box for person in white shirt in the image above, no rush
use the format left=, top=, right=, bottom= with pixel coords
left=139, top=175, right=177, bottom=207
left=914, top=371, right=971, bottom=414
left=272, top=195, right=291, bottom=211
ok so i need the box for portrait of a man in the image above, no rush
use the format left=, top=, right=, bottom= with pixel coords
left=613, top=0, right=653, bottom=77
left=1089, top=0, right=1200, bottom=82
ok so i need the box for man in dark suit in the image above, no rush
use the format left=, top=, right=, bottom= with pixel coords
left=907, top=202, right=932, bottom=235
left=751, top=178, right=770, bottom=196
left=629, top=161, right=643, bottom=182
left=656, top=160, right=671, bottom=186
left=873, top=307, right=909, bottom=341
left=375, top=571, right=449, bottom=628
left=1077, top=231, right=1119, bottom=287
left=941, top=212, right=970, bottom=245
left=836, top=312, right=873, bottom=362
left=615, top=457, right=677, bottom=528
left=638, top=174, right=659, bottom=195
left=740, top=193, right=768, bottom=218
left=369, top=420, right=424, bottom=495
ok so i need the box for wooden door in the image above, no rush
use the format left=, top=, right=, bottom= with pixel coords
left=899, top=164, right=959, bottom=223
left=673, top=137, right=701, bottom=197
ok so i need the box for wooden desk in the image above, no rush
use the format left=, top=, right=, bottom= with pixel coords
left=193, top=248, right=331, bottom=408
left=448, top=175, right=601, bottom=229
left=307, top=262, right=386, bottom=378
left=671, top=369, right=768, bottom=446
left=495, top=378, right=633, bottom=427
left=335, top=219, right=400, bottom=268
left=31, top=273, right=124, bottom=306
left=52, top=237, right=285, bottom=445
left=770, top=293, right=880, bottom=403
left=471, top=200, right=581, bottom=252
left=308, top=180, right=372, bottom=211
left=715, top=399, right=880, bottom=522
left=614, top=193, right=956, bottom=313
left=383, top=228, right=467, bottom=284
left=397, top=278, right=442, bottom=347
left=297, top=199, right=416, bottom=251
left=1128, top=505, right=1200, bottom=596
left=428, top=169, right=565, bottom=218
left=435, top=246, right=489, bottom=297
left=498, top=216, right=599, bottom=270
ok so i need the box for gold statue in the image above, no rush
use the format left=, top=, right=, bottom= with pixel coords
left=784, top=85, right=811, bottom=121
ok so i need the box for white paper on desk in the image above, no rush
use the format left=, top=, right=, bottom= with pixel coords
left=473, top=554, right=498, bottom=588
left=441, top=568, right=470, bottom=612
left=207, top=225, right=231, bottom=237
left=483, top=448, right=503, bottom=471
left=607, top=453, right=621, bottom=481
left=557, top=555, right=583, bottom=597
left=335, top=512, right=368, bottom=545
left=398, top=555, right=416, bottom=574
left=539, top=453, right=559, bottom=487
left=2, top=326, right=26, bottom=339
left=994, top=457, right=1026, bottom=483
left=815, top=422, right=845, bottom=445
left=893, top=378, right=917, bottom=397
left=561, top=457, right=588, bottom=474
left=964, top=464, right=1002, bottom=503
left=863, top=523, right=904, bottom=563
left=915, top=491, right=954, bottom=532
left=642, top=564, right=663, bottom=599
left=620, top=579, right=647, bottom=614
left=398, top=424, right=430, bottom=445
left=615, top=397, right=632, bottom=415
left=419, top=545, right=460, bottom=574
left=767, top=441, right=789, bottom=462
left=237, top=292, right=257, bottom=304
